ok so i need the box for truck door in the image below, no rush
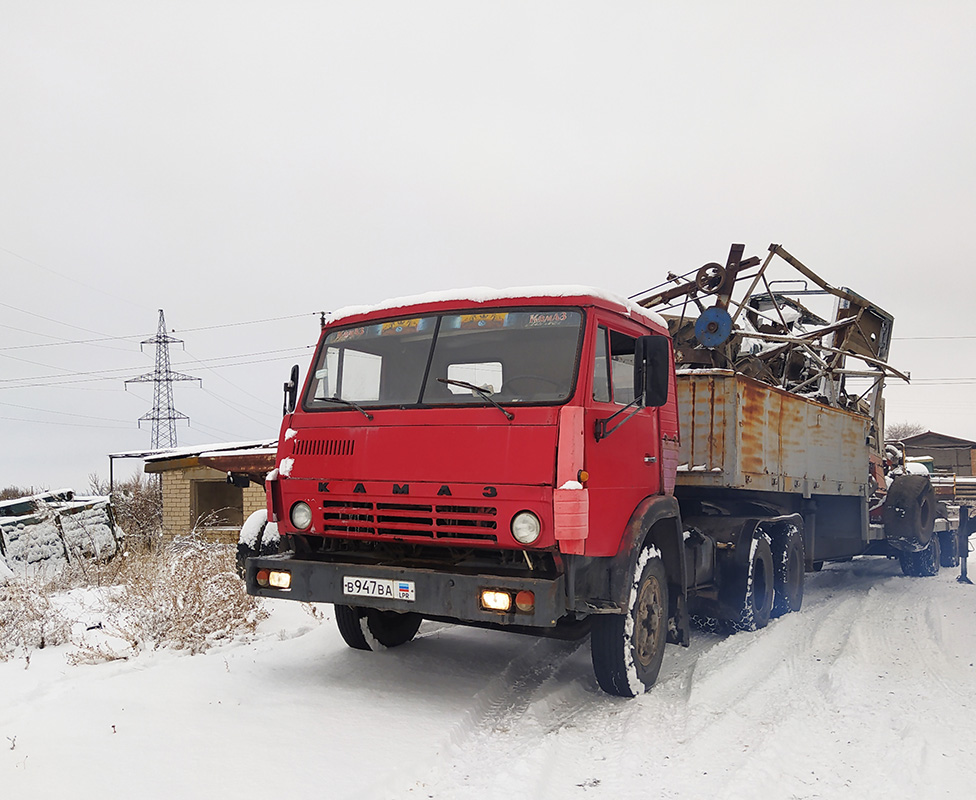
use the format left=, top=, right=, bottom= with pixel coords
left=584, top=321, right=662, bottom=556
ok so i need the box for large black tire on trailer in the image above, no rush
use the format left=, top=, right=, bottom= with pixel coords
left=899, top=535, right=941, bottom=577
left=939, top=530, right=960, bottom=568
left=770, top=526, right=805, bottom=618
left=591, top=549, right=669, bottom=697
left=335, top=605, right=423, bottom=651
left=725, top=534, right=774, bottom=632
left=884, top=474, right=937, bottom=550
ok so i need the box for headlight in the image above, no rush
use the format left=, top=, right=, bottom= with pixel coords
left=511, top=511, right=541, bottom=544
left=289, top=501, right=313, bottom=530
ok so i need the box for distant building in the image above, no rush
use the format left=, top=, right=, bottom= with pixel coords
left=896, top=431, right=976, bottom=477
left=114, top=441, right=276, bottom=544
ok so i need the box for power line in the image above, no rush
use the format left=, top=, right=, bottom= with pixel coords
left=0, top=300, right=118, bottom=340
left=0, top=415, right=131, bottom=430
left=0, top=399, right=134, bottom=424
left=0, top=243, right=152, bottom=313
left=175, top=313, right=319, bottom=334
left=201, top=387, right=275, bottom=427
left=0, top=346, right=311, bottom=388
left=0, top=323, right=144, bottom=352
left=0, top=312, right=318, bottom=352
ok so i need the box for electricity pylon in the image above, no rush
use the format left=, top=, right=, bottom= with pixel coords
left=126, top=309, right=201, bottom=449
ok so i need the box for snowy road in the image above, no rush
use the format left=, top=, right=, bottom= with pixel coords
left=3, top=557, right=975, bottom=799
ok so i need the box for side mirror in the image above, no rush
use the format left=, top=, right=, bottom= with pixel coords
left=634, top=336, right=670, bottom=408
left=283, top=364, right=300, bottom=415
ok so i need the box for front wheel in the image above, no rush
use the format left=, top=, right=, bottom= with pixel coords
left=335, top=606, right=423, bottom=650
left=591, top=550, right=669, bottom=697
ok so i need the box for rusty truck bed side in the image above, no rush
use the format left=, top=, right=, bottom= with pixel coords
left=675, top=370, right=871, bottom=499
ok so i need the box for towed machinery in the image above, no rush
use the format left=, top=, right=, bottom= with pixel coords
left=246, top=244, right=952, bottom=696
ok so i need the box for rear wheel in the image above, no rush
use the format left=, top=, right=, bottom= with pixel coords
left=939, top=530, right=960, bottom=568
left=899, top=535, right=941, bottom=577
left=591, top=550, right=669, bottom=697
left=335, top=606, right=423, bottom=650
left=771, top=527, right=805, bottom=618
left=884, top=475, right=937, bottom=549
left=729, top=535, right=774, bottom=632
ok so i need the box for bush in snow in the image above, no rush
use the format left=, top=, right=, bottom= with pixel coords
left=1, top=541, right=266, bottom=664
left=82, top=540, right=267, bottom=658
left=88, top=472, right=162, bottom=550
left=0, top=576, right=73, bottom=662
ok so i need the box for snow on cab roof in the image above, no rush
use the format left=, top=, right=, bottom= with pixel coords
left=328, top=285, right=668, bottom=330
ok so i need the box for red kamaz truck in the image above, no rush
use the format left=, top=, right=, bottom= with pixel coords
left=246, top=244, right=951, bottom=697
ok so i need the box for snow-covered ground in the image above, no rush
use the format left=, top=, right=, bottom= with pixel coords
left=2, top=556, right=975, bottom=799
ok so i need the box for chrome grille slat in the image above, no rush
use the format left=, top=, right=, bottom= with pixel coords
left=319, top=498, right=499, bottom=543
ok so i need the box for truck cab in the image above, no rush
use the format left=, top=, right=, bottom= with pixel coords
left=248, top=289, right=685, bottom=695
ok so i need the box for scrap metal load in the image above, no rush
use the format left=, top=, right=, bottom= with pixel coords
left=631, top=243, right=908, bottom=447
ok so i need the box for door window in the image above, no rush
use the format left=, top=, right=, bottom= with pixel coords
left=593, top=326, right=637, bottom=405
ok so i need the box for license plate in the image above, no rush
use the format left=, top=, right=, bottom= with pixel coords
left=343, top=576, right=416, bottom=602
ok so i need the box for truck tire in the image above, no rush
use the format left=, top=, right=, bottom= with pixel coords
left=939, top=530, right=960, bottom=568
left=884, top=475, right=936, bottom=549
left=771, top=526, right=804, bottom=618
left=590, top=550, right=668, bottom=697
left=335, top=605, right=423, bottom=650
left=729, top=535, right=774, bottom=632
left=899, top=535, right=941, bottom=577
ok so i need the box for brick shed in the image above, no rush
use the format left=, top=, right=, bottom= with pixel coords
left=138, top=440, right=276, bottom=544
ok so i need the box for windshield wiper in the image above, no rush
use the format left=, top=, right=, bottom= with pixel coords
left=318, top=396, right=374, bottom=420
left=437, top=378, right=514, bottom=420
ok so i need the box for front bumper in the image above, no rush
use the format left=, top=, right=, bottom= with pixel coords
left=246, top=553, right=567, bottom=628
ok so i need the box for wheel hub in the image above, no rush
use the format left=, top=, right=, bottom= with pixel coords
left=635, top=576, right=665, bottom=667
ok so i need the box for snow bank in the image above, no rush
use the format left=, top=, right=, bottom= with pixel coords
left=1, top=555, right=975, bottom=798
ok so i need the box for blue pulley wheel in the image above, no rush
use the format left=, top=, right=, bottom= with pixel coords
left=695, top=306, right=733, bottom=348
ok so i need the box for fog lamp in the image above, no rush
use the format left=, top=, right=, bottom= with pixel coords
left=269, top=570, right=292, bottom=590
left=481, top=590, right=512, bottom=612
left=515, top=590, right=535, bottom=613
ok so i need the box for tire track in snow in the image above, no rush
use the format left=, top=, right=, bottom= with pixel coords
left=365, top=560, right=976, bottom=799
left=404, top=628, right=730, bottom=800
left=458, top=561, right=976, bottom=800
left=370, top=634, right=587, bottom=799
left=639, top=562, right=976, bottom=800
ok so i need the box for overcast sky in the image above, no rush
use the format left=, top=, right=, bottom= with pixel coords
left=2, top=1, right=975, bottom=491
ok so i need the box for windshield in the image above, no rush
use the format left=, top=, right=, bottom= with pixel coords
left=304, top=308, right=583, bottom=410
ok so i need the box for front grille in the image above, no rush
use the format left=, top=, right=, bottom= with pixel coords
left=322, top=500, right=498, bottom=542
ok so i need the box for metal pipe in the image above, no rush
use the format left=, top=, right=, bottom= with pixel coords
left=959, top=506, right=972, bottom=584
